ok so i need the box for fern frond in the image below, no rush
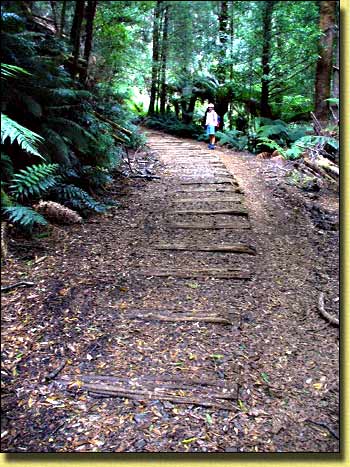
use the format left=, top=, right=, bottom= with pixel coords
left=10, top=163, right=59, bottom=199
left=1, top=63, right=31, bottom=79
left=40, top=127, right=74, bottom=166
left=46, top=117, right=97, bottom=151
left=3, top=205, right=48, bottom=229
left=1, top=114, right=45, bottom=159
left=21, top=95, right=42, bottom=118
left=1, top=187, right=14, bottom=208
left=54, top=184, right=107, bottom=213
left=1, top=153, right=14, bottom=180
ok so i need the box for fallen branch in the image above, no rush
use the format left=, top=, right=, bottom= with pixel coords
left=1, top=281, right=35, bottom=293
left=44, top=359, right=67, bottom=382
left=129, top=174, right=161, bottom=180
left=81, top=383, right=236, bottom=409
left=317, top=293, right=339, bottom=326
left=306, top=419, right=339, bottom=440
left=120, top=313, right=232, bottom=324
left=92, top=111, right=132, bottom=135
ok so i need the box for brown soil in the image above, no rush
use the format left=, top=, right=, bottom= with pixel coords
left=1, top=130, right=339, bottom=452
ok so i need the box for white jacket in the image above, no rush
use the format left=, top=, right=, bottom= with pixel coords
left=206, top=110, right=218, bottom=126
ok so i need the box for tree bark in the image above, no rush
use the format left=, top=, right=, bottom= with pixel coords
left=70, top=0, right=85, bottom=79
left=58, top=0, right=67, bottom=38
left=314, top=1, right=336, bottom=123
left=215, top=1, right=230, bottom=130
left=80, top=0, right=98, bottom=84
left=148, top=0, right=163, bottom=115
left=260, top=0, right=274, bottom=118
left=50, top=1, right=58, bottom=34
left=159, top=4, right=169, bottom=114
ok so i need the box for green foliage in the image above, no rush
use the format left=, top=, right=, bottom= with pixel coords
left=3, top=205, right=48, bottom=230
left=53, top=184, right=107, bottom=213
left=144, top=114, right=203, bottom=138
left=215, top=130, right=248, bottom=151
left=10, top=163, right=59, bottom=199
left=1, top=153, right=14, bottom=181
left=256, top=137, right=285, bottom=154
left=1, top=114, right=45, bottom=159
left=285, top=135, right=339, bottom=160
left=286, top=169, right=320, bottom=192
left=1, top=63, right=31, bottom=79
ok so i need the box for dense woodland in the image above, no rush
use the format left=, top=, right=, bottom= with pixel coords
left=0, top=0, right=339, bottom=240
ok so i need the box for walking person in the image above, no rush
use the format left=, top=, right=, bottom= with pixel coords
left=204, top=103, right=219, bottom=149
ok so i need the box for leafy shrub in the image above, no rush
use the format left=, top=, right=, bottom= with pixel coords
left=144, top=114, right=203, bottom=138
left=285, top=135, right=339, bottom=160
left=215, top=130, right=248, bottom=151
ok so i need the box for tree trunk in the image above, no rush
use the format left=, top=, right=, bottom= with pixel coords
left=215, top=1, right=230, bottom=130
left=148, top=0, right=163, bottom=116
left=50, top=1, right=58, bottom=34
left=159, top=4, right=169, bottom=114
left=314, top=1, right=336, bottom=124
left=80, top=0, right=97, bottom=84
left=58, top=0, right=67, bottom=38
left=260, top=0, right=274, bottom=118
left=70, top=1, right=85, bottom=79
left=217, top=1, right=229, bottom=83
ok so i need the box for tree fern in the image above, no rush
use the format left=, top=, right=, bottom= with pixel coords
left=1, top=114, right=45, bottom=159
left=3, top=205, right=48, bottom=229
left=10, top=163, right=59, bottom=199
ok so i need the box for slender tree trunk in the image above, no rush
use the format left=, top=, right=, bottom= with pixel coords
left=50, top=1, right=58, bottom=34
left=217, top=1, right=229, bottom=83
left=314, top=1, right=336, bottom=123
left=260, top=0, right=274, bottom=118
left=59, top=0, right=67, bottom=38
left=70, top=1, right=85, bottom=78
left=216, top=1, right=229, bottom=130
left=228, top=1, right=235, bottom=129
left=148, top=0, right=162, bottom=116
left=160, top=5, right=169, bottom=114
left=80, top=0, right=97, bottom=84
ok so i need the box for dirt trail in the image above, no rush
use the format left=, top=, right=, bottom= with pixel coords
left=1, top=130, right=339, bottom=452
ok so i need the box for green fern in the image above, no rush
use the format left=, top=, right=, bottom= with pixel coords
left=3, top=205, right=48, bottom=229
left=256, top=137, right=285, bottom=154
left=216, top=130, right=248, bottom=150
left=53, top=184, right=107, bottom=213
left=81, top=166, right=113, bottom=188
left=1, top=153, right=14, bottom=181
left=46, top=117, right=97, bottom=152
left=10, top=163, right=59, bottom=199
left=285, top=135, right=339, bottom=160
left=1, top=114, right=45, bottom=159
left=1, top=63, right=31, bottom=79
left=40, top=127, right=76, bottom=166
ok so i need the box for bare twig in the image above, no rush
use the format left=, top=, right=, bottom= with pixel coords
left=1, top=281, right=35, bottom=293
left=317, top=293, right=339, bottom=326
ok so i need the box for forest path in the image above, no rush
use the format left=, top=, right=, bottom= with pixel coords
left=1, top=130, right=339, bottom=452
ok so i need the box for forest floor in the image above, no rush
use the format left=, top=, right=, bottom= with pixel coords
left=1, top=129, right=339, bottom=453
